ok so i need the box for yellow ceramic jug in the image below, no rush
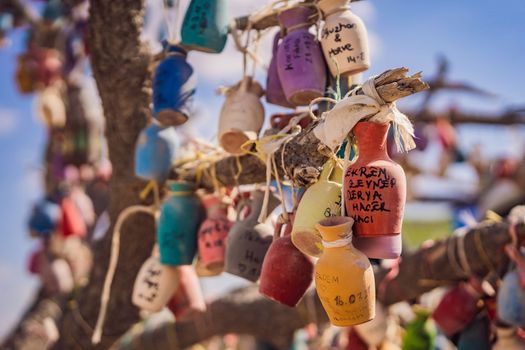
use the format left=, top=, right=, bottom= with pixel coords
left=292, top=159, right=343, bottom=257
left=315, top=216, right=375, bottom=326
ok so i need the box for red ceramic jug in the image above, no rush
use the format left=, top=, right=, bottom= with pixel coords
left=432, top=279, right=483, bottom=337
left=259, top=213, right=314, bottom=307
left=60, top=196, right=87, bottom=238
left=197, top=194, right=232, bottom=271
left=167, top=265, right=206, bottom=320
left=344, top=121, right=406, bottom=259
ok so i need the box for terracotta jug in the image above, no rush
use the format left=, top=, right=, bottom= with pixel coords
left=28, top=198, right=61, bottom=238
left=314, top=216, right=375, bottom=326
left=134, top=122, right=179, bottom=182
left=432, top=280, right=483, bottom=336
left=225, top=191, right=279, bottom=282
left=132, top=253, right=180, bottom=312
left=266, top=33, right=293, bottom=108
left=152, top=42, right=196, bottom=126
left=259, top=214, right=314, bottom=307
left=276, top=6, right=327, bottom=106
left=457, top=314, right=491, bottom=350
left=167, top=265, right=206, bottom=319
left=493, top=327, right=525, bottom=350
left=292, top=159, right=343, bottom=257
left=218, top=76, right=264, bottom=154
left=402, top=308, right=436, bottom=350
left=60, top=196, right=87, bottom=238
left=157, top=182, right=204, bottom=266
left=197, top=194, right=232, bottom=271
left=497, top=267, right=525, bottom=328
left=181, top=0, right=228, bottom=53
left=318, top=0, right=370, bottom=77
left=344, top=121, right=406, bottom=259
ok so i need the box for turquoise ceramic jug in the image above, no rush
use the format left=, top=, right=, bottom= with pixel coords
left=153, top=42, right=196, bottom=126
left=134, top=122, right=179, bottom=182
left=181, top=0, right=228, bottom=53
left=157, top=182, right=204, bottom=266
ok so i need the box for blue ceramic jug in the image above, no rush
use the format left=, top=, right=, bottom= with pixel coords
left=497, top=268, right=525, bottom=328
left=181, top=0, right=228, bottom=53
left=157, top=182, right=204, bottom=266
left=153, top=42, right=196, bottom=126
left=457, top=314, right=491, bottom=350
left=134, top=122, right=179, bottom=182
left=28, top=198, right=61, bottom=237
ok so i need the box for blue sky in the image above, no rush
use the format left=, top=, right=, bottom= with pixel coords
left=0, top=0, right=524, bottom=339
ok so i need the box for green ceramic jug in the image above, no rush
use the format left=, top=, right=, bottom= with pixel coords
left=181, top=0, right=228, bottom=53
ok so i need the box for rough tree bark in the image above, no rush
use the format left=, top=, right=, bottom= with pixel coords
left=55, top=1, right=156, bottom=349
left=110, top=216, right=525, bottom=350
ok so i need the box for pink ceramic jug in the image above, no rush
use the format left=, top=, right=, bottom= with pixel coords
left=167, top=265, right=206, bottom=320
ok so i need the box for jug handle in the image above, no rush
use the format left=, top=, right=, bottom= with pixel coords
left=319, top=158, right=335, bottom=182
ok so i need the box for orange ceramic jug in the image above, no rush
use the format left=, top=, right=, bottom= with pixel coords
left=315, top=216, right=375, bottom=326
left=259, top=214, right=314, bottom=307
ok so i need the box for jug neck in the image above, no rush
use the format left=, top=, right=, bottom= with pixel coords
left=278, top=7, right=313, bottom=31
left=353, top=121, right=390, bottom=160
left=318, top=0, right=350, bottom=17
left=315, top=216, right=354, bottom=243
left=166, top=181, right=195, bottom=194
left=162, top=41, right=188, bottom=57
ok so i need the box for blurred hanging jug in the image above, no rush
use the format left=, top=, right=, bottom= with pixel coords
left=218, top=76, right=264, bottom=154
left=225, top=191, right=279, bottom=282
left=259, top=213, right=314, bottom=307
left=197, top=194, right=232, bottom=271
left=167, top=265, right=206, bottom=319
left=134, top=122, right=179, bottom=182
left=318, top=0, right=370, bottom=77
left=457, top=314, right=491, bottom=350
left=157, top=182, right=203, bottom=266
left=276, top=6, right=327, bottom=106
left=153, top=42, right=196, bottom=126
left=292, top=159, right=343, bottom=257
left=28, top=198, right=61, bottom=238
left=132, top=251, right=180, bottom=312
left=181, top=0, right=228, bottom=53
left=344, top=122, right=405, bottom=259
left=315, top=216, right=375, bottom=326
left=266, top=33, right=293, bottom=108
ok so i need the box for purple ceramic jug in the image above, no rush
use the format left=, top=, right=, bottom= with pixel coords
left=266, top=33, right=293, bottom=108
left=276, top=7, right=327, bottom=106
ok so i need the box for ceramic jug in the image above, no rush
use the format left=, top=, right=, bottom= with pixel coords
left=225, top=191, right=279, bottom=282
left=292, top=159, right=343, bottom=257
left=167, top=265, right=206, bottom=319
left=152, top=42, right=196, bottom=126
left=60, top=196, right=87, bottom=238
left=354, top=301, right=388, bottom=347
left=157, top=182, right=204, bottom=266
left=493, top=327, right=525, bottom=350
left=132, top=254, right=180, bottom=312
left=197, top=194, right=232, bottom=271
left=270, top=112, right=312, bottom=132
left=37, top=84, right=66, bottom=128
left=344, top=121, right=406, bottom=259
left=314, top=216, right=375, bottom=326
left=318, top=0, right=370, bottom=77
left=457, top=314, right=491, bottom=350
left=134, top=122, right=179, bottom=182
left=181, top=0, right=228, bottom=53
left=266, top=33, right=293, bottom=108
left=28, top=198, right=61, bottom=237
left=276, top=7, right=327, bottom=106
left=401, top=308, right=436, bottom=350
left=497, top=268, right=525, bottom=328
left=432, top=280, right=483, bottom=336
left=259, top=214, right=314, bottom=307
left=345, top=328, right=369, bottom=350
left=218, top=76, right=265, bottom=154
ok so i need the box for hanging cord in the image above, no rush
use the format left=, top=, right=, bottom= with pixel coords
left=229, top=20, right=265, bottom=73
left=91, top=204, right=157, bottom=344
left=162, top=0, right=180, bottom=43
left=312, top=75, right=416, bottom=152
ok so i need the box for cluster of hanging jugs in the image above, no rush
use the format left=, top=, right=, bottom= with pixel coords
left=130, top=0, right=416, bottom=330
